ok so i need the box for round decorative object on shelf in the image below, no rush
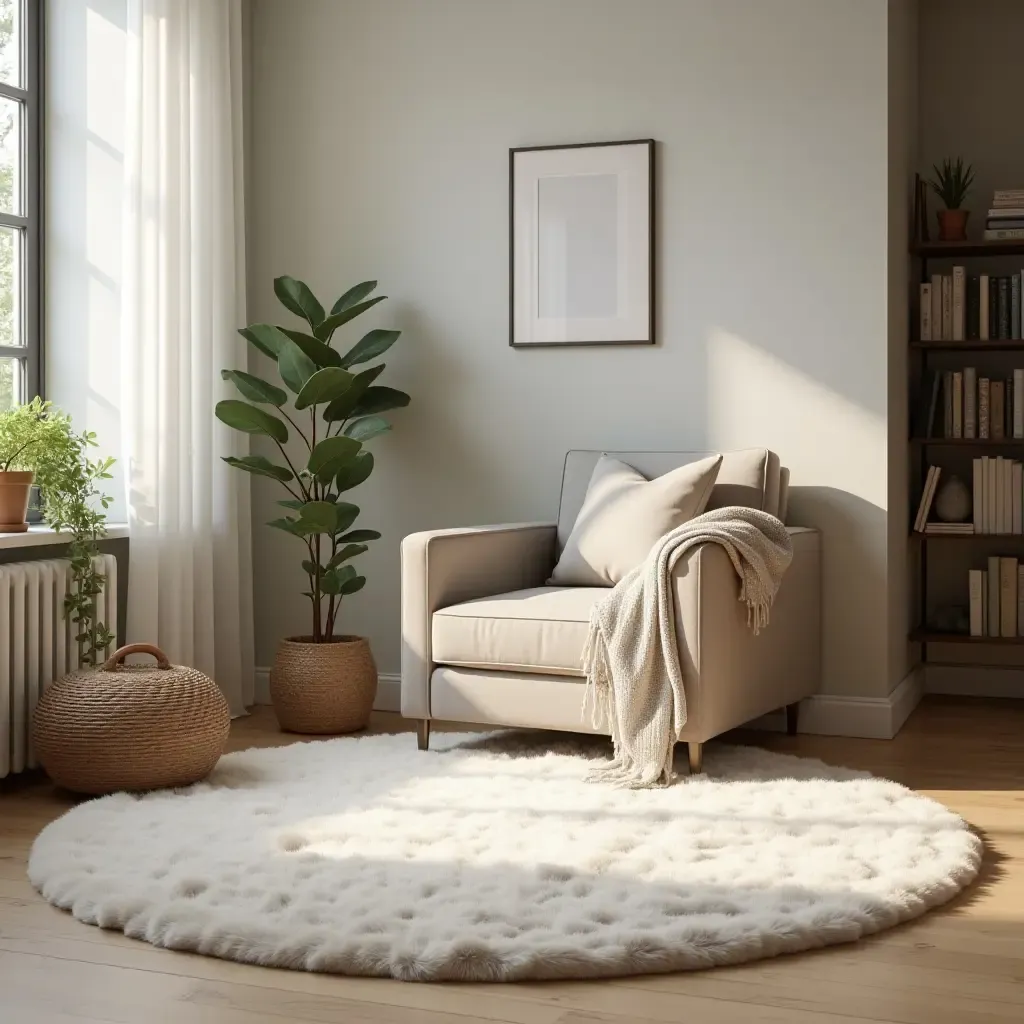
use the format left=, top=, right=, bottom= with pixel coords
left=270, top=635, right=377, bottom=734
left=934, top=474, right=972, bottom=522
left=32, top=643, right=230, bottom=795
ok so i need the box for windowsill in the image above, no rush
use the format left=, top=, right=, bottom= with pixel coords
left=0, top=524, right=129, bottom=551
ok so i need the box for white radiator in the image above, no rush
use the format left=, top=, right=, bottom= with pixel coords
left=0, top=554, right=118, bottom=778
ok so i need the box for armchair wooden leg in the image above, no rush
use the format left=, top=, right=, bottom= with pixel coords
left=416, top=720, right=430, bottom=751
left=687, top=742, right=703, bottom=775
left=785, top=701, right=801, bottom=736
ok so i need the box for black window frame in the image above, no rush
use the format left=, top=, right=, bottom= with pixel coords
left=0, top=0, right=42, bottom=404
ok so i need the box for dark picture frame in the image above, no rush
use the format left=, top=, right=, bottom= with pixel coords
left=509, top=139, right=655, bottom=348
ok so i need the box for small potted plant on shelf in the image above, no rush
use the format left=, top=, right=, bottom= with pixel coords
left=0, top=398, right=116, bottom=665
left=928, top=157, right=975, bottom=241
left=216, top=276, right=410, bottom=734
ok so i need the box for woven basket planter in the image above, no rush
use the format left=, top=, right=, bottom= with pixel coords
left=270, top=635, right=377, bottom=734
left=32, top=643, right=230, bottom=795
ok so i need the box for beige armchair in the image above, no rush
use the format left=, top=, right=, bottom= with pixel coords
left=401, top=449, right=821, bottom=772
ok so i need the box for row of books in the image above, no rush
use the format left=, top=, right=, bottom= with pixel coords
left=968, top=558, right=1024, bottom=636
left=985, top=189, right=1024, bottom=241
left=917, top=367, right=1024, bottom=439
left=918, top=269, right=1024, bottom=341
left=914, top=458, right=1024, bottom=535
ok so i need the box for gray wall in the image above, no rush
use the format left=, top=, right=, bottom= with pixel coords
left=248, top=0, right=894, bottom=698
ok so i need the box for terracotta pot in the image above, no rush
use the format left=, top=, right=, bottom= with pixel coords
left=270, top=635, right=377, bottom=734
left=937, top=208, right=969, bottom=241
left=0, top=470, right=34, bottom=533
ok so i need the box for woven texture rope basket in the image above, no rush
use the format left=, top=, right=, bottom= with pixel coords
left=32, top=643, right=230, bottom=794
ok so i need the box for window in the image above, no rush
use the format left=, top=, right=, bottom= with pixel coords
left=0, top=0, right=39, bottom=412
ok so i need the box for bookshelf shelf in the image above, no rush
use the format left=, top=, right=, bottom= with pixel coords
left=910, top=437, right=1024, bottom=446
left=912, top=239, right=1024, bottom=258
left=910, top=629, right=1024, bottom=645
left=911, top=339, right=1024, bottom=351
left=910, top=532, right=1024, bottom=541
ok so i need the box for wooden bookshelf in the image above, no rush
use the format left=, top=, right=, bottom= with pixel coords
left=909, top=629, right=1024, bottom=645
left=911, top=437, right=1024, bottom=446
left=911, top=339, right=1024, bottom=351
left=909, top=532, right=1024, bottom=541
left=913, top=239, right=1024, bottom=258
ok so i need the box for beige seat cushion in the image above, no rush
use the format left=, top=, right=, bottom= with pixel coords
left=548, top=453, right=723, bottom=586
left=433, top=587, right=603, bottom=677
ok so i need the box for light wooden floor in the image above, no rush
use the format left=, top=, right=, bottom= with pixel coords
left=2, top=696, right=1023, bottom=1023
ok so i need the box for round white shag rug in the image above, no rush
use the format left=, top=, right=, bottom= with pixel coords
left=29, top=731, right=981, bottom=982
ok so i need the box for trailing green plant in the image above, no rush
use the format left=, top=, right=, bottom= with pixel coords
left=216, top=277, right=409, bottom=642
left=0, top=398, right=116, bottom=664
left=928, top=157, right=975, bottom=210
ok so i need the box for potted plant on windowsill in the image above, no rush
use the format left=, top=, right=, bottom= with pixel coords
left=216, top=277, right=409, bottom=734
left=0, top=398, right=117, bottom=665
left=928, top=157, right=975, bottom=242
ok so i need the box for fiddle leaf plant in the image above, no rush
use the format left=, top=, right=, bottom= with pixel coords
left=216, top=277, right=409, bottom=642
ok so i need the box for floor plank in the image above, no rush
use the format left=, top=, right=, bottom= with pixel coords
left=1, top=696, right=1022, bottom=1023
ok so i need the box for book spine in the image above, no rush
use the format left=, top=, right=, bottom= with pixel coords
left=1005, top=457, right=1014, bottom=534
left=931, top=274, right=943, bottom=341
left=990, top=277, right=999, bottom=339
left=975, top=456, right=985, bottom=533
left=1014, top=275, right=1022, bottom=338
left=952, top=371, right=963, bottom=438
left=965, top=366, right=977, bottom=438
left=1010, top=376, right=1015, bottom=437
left=992, top=380, right=1005, bottom=440
left=1018, top=565, right=1024, bottom=636
left=989, top=555, right=1002, bottom=637
left=967, top=275, right=980, bottom=340
left=943, top=371, right=953, bottom=437
left=1001, top=558, right=1019, bottom=637
left=919, top=282, right=932, bottom=340
left=989, top=206, right=1024, bottom=216
left=969, top=569, right=985, bottom=637
left=985, top=227, right=1024, bottom=240
left=980, top=275, right=990, bottom=340
left=987, top=218, right=1024, bottom=230
left=979, top=377, right=991, bottom=438
left=913, top=466, right=935, bottom=532
left=942, top=275, right=953, bottom=340
left=996, top=456, right=1006, bottom=533
left=1014, top=461, right=1022, bottom=534
left=988, top=454, right=997, bottom=534
left=999, top=277, right=1011, bottom=339
left=951, top=266, right=965, bottom=340
left=1016, top=369, right=1024, bottom=439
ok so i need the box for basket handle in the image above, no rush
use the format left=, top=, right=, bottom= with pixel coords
left=102, top=643, right=171, bottom=672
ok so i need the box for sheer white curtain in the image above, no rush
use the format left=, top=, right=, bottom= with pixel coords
left=120, top=0, right=254, bottom=715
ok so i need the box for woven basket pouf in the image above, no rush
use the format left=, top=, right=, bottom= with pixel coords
left=32, top=643, right=230, bottom=795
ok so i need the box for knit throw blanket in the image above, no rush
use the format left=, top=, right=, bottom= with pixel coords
left=581, top=506, right=793, bottom=788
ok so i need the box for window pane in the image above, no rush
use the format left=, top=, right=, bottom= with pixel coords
left=0, top=355, right=22, bottom=412
left=0, top=225, right=18, bottom=347
left=0, top=96, right=19, bottom=214
left=0, top=1, right=18, bottom=88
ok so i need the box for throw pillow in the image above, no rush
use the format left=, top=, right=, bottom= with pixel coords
left=548, top=453, right=723, bottom=587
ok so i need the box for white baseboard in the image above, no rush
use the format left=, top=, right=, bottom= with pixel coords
left=254, top=669, right=401, bottom=713
left=749, top=669, right=923, bottom=740
left=253, top=669, right=924, bottom=740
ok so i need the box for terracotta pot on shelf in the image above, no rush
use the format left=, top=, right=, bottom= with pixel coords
left=937, top=208, right=969, bottom=241
left=0, top=470, right=34, bottom=533
left=270, top=635, right=377, bottom=734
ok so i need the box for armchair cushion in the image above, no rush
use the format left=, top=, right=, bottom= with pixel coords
left=433, top=586, right=599, bottom=677
left=548, top=453, right=723, bottom=586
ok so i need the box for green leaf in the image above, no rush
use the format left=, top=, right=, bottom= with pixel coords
left=351, top=386, right=410, bottom=417
left=267, top=517, right=306, bottom=537
left=344, top=416, right=392, bottom=442
left=280, top=328, right=342, bottom=367
left=238, top=325, right=277, bottom=360
left=338, top=528, right=381, bottom=543
left=221, top=369, right=288, bottom=406
left=278, top=498, right=305, bottom=509
left=331, top=281, right=377, bottom=315
left=327, top=543, right=368, bottom=568
left=296, top=501, right=341, bottom=533
left=215, top=400, right=288, bottom=443
left=314, top=296, right=386, bottom=342
left=222, top=455, right=294, bottom=482
left=340, top=575, right=366, bottom=596
left=331, top=503, right=360, bottom=535
left=320, top=569, right=343, bottom=596
left=294, top=367, right=357, bottom=410
left=276, top=336, right=318, bottom=393
left=301, top=559, right=319, bottom=576
left=339, top=329, right=400, bottom=369
left=308, top=435, right=362, bottom=477
left=323, top=365, right=385, bottom=422
left=335, top=451, right=374, bottom=492
left=274, top=276, right=325, bottom=329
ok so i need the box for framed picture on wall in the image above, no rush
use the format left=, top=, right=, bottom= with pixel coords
left=509, top=139, right=654, bottom=348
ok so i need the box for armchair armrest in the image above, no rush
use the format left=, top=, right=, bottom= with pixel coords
left=671, top=526, right=821, bottom=741
left=401, top=523, right=557, bottom=718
